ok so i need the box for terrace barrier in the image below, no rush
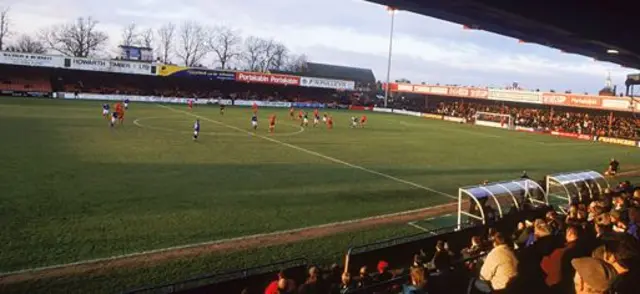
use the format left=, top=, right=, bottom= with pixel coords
left=123, top=258, right=308, bottom=294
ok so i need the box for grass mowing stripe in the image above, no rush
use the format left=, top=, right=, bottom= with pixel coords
left=0, top=201, right=456, bottom=280
left=159, top=104, right=457, bottom=200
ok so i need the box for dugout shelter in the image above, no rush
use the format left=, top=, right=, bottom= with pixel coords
left=457, top=179, right=547, bottom=229
left=546, top=170, right=609, bottom=210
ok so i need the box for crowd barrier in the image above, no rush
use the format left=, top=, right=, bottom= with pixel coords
left=126, top=207, right=548, bottom=294
left=124, top=258, right=308, bottom=294
left=372, top=107, right=640, bottom=148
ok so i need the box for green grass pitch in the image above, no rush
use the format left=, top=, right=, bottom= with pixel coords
left=1, top=97, right=639, bottom=275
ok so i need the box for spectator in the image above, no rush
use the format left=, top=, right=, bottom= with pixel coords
left=332, top=272, right=355, bottom=294
left=478, top=232, right=518, bottom=293
left=402, top=266, right=427, bottom=294
left=571, top=257, right=618, bottom=294
left=627, top=206, right=640, bottom=240
left=265, top=271, right=297, bottom=294
left=298, top=266, right=326, bottom=294
left=373, top=260, right=393, bottom=282
left=462, top=236, right=488, bottom=259
left=602, top=235, right=640, bottom=294
left=541, top=225, right=587, bottom=293
left=532, top=219, right=560, bottom=256
left=356, top=266, right=373, bottom=288
left=430, top=240, right=453, bottom=271
left=324, top=264, right=342, bottom=290
left=514, top=221, right=533, bottom=249
left=611, top=210, right=628, bottom=233
left=413, top=253, right=428, bottom=268
left=546, top=210, right=564, bottom=236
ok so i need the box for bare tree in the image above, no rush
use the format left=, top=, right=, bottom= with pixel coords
left=258, top=38, right=277, bottom=71
left=40, top=17, right=109, bottom=57
left=0, top=7, right=10, bottom=51
left=242, top=36, right=264, bottom=71
left=285, top=54, right=308, bottom=72
left=208, top=25, right=241, bottom=70
left=121, top=23, right=139, bottom=47
left=141, top=28, right=154, bottom=48
left=157, top=22, right=175, bottom=63
left=7, top=35, right=46, bottom=53
left=269, top=43, right=289, bottom=71
left=176, top=21, right=208, bottom=67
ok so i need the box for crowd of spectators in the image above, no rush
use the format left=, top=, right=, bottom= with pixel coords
left=429, top=101, right=640, bottom=140
left=254, top=180, right=640, bottom=294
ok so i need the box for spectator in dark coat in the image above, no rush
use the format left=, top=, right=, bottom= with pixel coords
left=332, top=272, right=355, bottom=294
left=324, top=264, right=342, bottom=291
left=602, top=234, right=640, bottom=294
left=626, top=206, right=640, bottom=240
left=356, top=266, right=373, bottom=288
left=517, top=219, right=559, bottom=292
left=298, top=266, right=327, bottom=294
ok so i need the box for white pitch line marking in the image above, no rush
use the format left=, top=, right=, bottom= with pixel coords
left=159, top=104, right=457, bottom=200
left=407, top=222, right=438, bottom=235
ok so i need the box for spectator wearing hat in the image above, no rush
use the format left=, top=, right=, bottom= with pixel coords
left=479, top=232, right=518, bottom=293
left=571, top=257, right=618, bottom=294
left=373, top=260, right=393, bottom=283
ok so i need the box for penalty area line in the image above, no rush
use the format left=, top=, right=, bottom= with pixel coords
left=157, top=104, right=456, bottom=200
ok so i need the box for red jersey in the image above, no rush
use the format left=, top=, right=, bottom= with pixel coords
left=252, top=103, right=258, bottom=112
left=361, top=115, right=367, bottom=123
left=269, top=115, right=276, bottom=125
left=188, top=100, right=193, bottom=106
left=313, top=109, right=319, bottom=117
left=115, top=102, right=122, bottom=112
left=298, top=111, right=303, bottom=118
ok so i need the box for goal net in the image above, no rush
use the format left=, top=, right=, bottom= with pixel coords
left=473, top=111, right=514, bottom=130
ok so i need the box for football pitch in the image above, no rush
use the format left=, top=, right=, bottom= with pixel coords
left=1, top=97, right=639, bottom=277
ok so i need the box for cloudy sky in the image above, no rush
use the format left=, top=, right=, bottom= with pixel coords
left=2, top=0, right=636, bottom=93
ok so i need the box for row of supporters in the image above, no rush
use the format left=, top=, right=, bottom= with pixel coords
left=385, top=83, right=640, bottom=113
left=0, top=51, right=357, bottom=91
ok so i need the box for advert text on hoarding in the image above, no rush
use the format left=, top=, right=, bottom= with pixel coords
left=597, top=136, right=637, bottom=147
left=236, top=72, right=300, bottom=85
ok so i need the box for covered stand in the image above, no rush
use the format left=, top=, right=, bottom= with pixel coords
left=457, top=179, right=547, bottom=230
left=546, top=170, right=609, bottom=209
